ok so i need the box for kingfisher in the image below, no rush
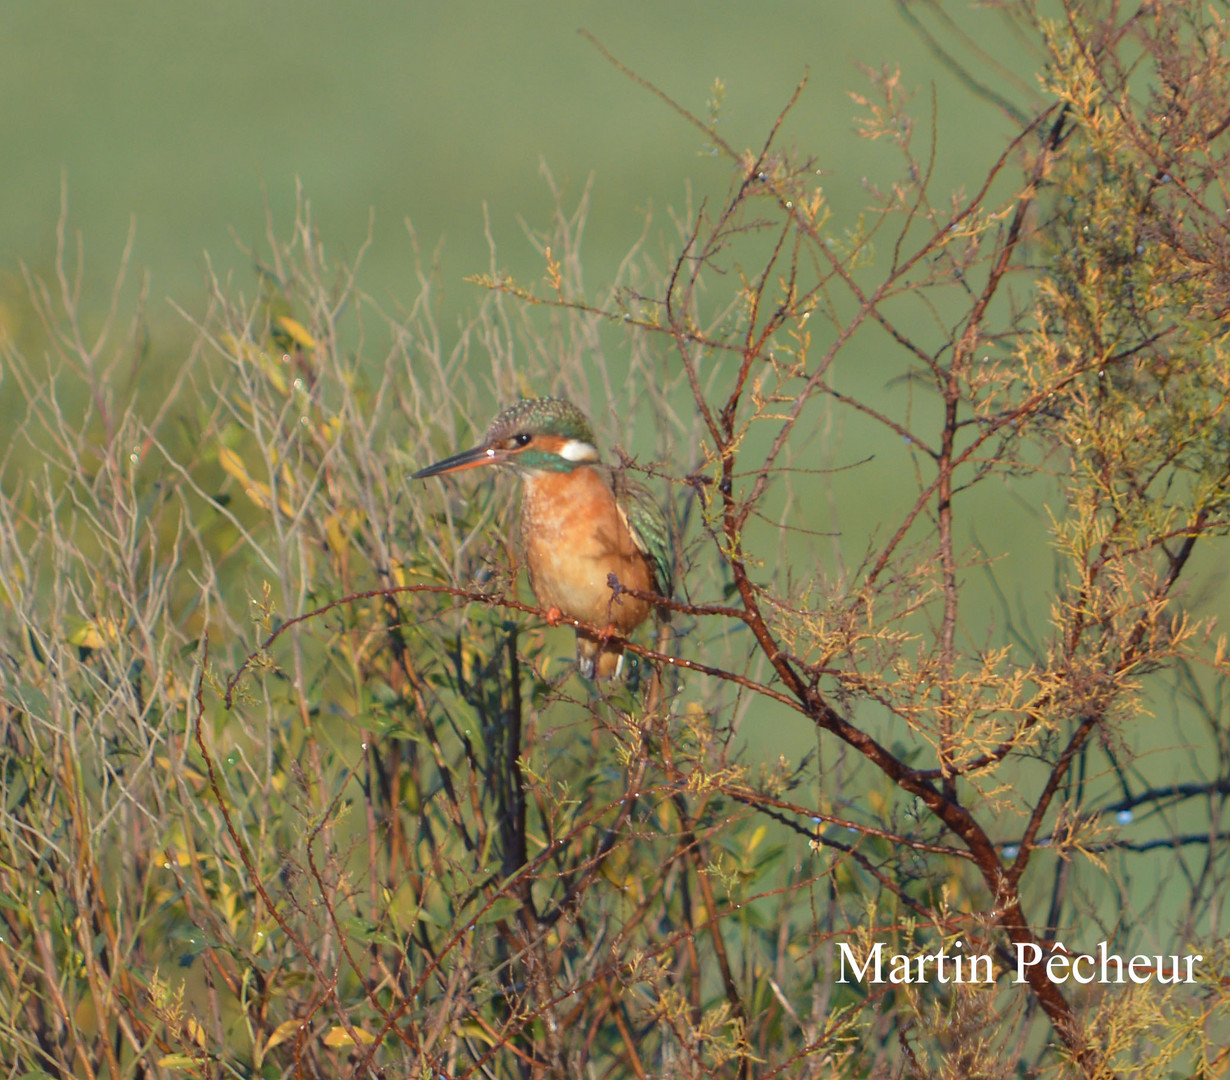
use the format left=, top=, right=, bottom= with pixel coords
left=413, top=397, right=672, bottom=680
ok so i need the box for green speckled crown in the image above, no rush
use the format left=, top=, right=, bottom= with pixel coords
left=486, top=397, right=595, bottom=445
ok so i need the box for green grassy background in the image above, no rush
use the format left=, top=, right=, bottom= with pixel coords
left=0, top=0, right=1055, bottom=690
left=0, top=1, right=1034, bottom=333
left=2, top=0, right=1207, bottom=806
left=1, top=6, right=1226, bottom=1071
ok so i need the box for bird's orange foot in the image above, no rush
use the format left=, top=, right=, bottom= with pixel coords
left=545, top=605, right=564, bottom=626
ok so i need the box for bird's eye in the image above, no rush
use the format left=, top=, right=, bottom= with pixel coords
left=513, top=433, right=533, bottom=447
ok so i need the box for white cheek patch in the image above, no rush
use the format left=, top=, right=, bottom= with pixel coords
left=559, top=439, right=600, bottom=462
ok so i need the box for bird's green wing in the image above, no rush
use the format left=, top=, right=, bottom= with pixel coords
left=613, top=471, right=673, bottom=600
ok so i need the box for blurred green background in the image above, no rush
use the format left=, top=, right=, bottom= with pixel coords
left=0, top=0, right=1036, bottom=335
left=6, top=1, right=1218, bottom=765
left=0, top=0, right=1127, bottom=777
left=2, top=0, right=1223, bottom=977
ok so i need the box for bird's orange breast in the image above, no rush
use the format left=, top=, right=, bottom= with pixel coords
left=520, top=466, right=656, bottom=634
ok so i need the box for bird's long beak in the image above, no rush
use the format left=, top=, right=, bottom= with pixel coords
left=412, top=443, right=508, bottom=480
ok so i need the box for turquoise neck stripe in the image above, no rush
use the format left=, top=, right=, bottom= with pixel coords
left=516, top=449, right=587, bottom=473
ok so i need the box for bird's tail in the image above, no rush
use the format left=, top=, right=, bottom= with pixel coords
left=576, top=630, right=625, bottom=680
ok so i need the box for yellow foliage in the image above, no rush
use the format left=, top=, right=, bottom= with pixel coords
left=323, top=1024, right=376, bottom=1047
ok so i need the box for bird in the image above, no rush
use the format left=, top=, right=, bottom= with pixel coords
left=413, top=397, right=672, bottom=679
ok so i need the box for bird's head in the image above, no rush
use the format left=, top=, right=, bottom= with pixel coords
left=412, top=397, right=600, bottom=480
